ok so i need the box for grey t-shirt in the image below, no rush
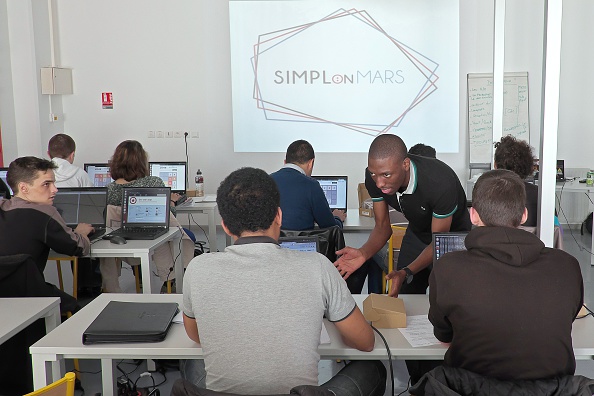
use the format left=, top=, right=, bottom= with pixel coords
left=183, top=238, right=356, bottom=394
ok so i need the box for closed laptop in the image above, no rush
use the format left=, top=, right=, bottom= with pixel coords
left=82, top=301, right=179, bottom=344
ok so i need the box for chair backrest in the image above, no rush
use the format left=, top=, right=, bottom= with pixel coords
left=280, top=225, right=345, bottom=262
left=518, top=225, right=564, bottom=250
left=24, top=372, right=76, bottom=396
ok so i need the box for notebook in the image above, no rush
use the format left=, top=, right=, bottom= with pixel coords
left=433, top=232, right=469, bottom=264
left=106, top=187, right=171, bottom=240
left=148, top=161, right=187, bottom=194
left=82, top=301, right=179, bottom=344
left=279, top=236, right=319, bottom=253
left=84, top=163, right=114, bottom=187
left=0, top=168, right=12, bottom=197
left=52, top=187, right=108, bottom=241
left=312, top=176, right=348, bottom=211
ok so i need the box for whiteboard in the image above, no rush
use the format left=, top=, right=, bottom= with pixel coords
left=467, top=72, right=530, bottom=164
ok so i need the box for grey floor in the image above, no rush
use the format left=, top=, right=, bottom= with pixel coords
left=70, top=225, right=594, bottom=395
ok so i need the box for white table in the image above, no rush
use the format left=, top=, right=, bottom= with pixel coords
left=556, top=180, right=594, bottom=264
left=1, top=297, right=61, bottom=385
left=175, top=199, right=222, bottom=251
left=89, top=228, right=183, bottom=294
left=343, top=209, right=375, bottom=231
left=30, top=293, right=594, bottom=395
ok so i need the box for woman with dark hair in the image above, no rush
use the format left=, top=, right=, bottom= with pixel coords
left=494, top=135, right=538, bottom=226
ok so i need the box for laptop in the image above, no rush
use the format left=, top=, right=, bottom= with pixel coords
left=278, top=236, right=319, bottom=253
left=52, top=187, right=108, bottom=241
left=84, top=163, right=114, bottom=187
left=312, top=176, right=348, bottom=211
left=149, top=161, right=189, bottom=205
left=83, top=301, right=179, bottom=344
left=0, top=168, right=13, bottom=198
left=556, top=159, right=565, bottom=182
left=433, top=232, right=469, bottom=264
left=106, top=187, right=171, bottom=240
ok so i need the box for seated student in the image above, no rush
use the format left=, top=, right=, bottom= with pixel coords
left=428, top=169, right=583, bottom=381
left=174, top=167, right=385, bottom=396
left=47, top=133, right=94, bottom=187
left=270, top=140, right=346, bottom=230
left=408, top=143, right=436, bottom=158
left=494, top=135, right=539, bottom=227
left=0, top=157, right=93, bottom=299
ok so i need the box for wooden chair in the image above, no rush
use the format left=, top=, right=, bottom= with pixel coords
left=386, top=225, right=407, bottom=293
left=24, top=372, right=75, bottom=396
left=49, top=256, right=78, bottom=299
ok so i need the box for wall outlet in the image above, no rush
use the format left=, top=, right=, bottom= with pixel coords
left=156, top=131, right=164, bottom=138
left=191, top=131, right=199, bottom=138
left=148, top=131, right=155, bottom=138
left=174, top=131, right=183, bottom=138
left=166, top=131, right=174, bottom=138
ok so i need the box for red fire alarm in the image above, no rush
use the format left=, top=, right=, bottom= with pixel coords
left=102, top=92, right=113, bottom=109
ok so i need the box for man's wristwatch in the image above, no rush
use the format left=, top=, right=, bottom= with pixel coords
left=402, top=267, right=414, bottom=284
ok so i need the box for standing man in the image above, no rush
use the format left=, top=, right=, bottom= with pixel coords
left=48, top=133, right=93, bottom=187
left=270, top=140, right=346, bottom=230
left=174, top=167, right=384, bottom=396
left=335, top=134, right=471, bottom=297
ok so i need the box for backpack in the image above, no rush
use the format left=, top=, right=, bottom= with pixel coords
left=581, top=212, right=593, bottom=235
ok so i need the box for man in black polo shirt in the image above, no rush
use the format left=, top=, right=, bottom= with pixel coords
left=335, top=134, right=471, bottom=296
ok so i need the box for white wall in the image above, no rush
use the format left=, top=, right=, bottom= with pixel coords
left=1, top=0, right=592, bottom=208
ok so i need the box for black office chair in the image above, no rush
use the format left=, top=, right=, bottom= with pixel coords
left=280, top=225, right=345, bottom=262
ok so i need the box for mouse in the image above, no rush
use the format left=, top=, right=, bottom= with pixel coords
left=109, top=235, right=127, bottom=245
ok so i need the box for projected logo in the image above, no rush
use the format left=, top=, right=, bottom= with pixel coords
left=252, top=8, right=439, bottom=136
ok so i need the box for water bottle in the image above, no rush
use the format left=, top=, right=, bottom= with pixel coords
left=195, top=169, right=204, bottom=197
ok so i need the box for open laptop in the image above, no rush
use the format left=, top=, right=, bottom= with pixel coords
left=106, top=187, right=171, bottom=240
left=279, top=236, right=319, bottom=253
left=84, top=163, right=114, bottom=187
left=149, top=161, right=189, bottom=205
left=312, top=176, right=348, bottom=211
left=433, top=232, right=469, bottom=263
left=52, top=187, right=108, bottom=241
left=0, top=167, right=13, bottom=198
left=556, top=159, right=566, bottom=182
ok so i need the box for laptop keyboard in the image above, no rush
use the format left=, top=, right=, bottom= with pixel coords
left=107, top=227, right=167, bottom=240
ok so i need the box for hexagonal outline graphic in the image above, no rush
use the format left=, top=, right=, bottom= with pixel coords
left=251, top=8, right=440, bottom=137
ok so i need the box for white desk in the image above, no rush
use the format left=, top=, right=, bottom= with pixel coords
left=343, top=209, right=375, bottom=231
left=89, top=228, right=183, bottom=294
left=175, top=199, right=222, bottom=250
left=556, top=181, right=594, bottom=264
left=30, top=293, right=594, bottom=395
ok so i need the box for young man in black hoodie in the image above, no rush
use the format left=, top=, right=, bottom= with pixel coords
left=428, top=169, right=583, bottom=381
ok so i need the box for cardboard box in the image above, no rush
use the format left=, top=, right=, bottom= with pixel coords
left=358, top=183, right=374, bottom=217
left=186, top=190, right=198, bottom=197
left=363, top=293, right=406, bottom=328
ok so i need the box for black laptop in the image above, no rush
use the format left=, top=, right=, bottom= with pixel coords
left=278, top=236, right=320, bottom=253
left=312, top=176, right=348, bottom=211
left=433, top=232, right=469, bottom=264
left=84, top=163, right=114, bottom=187
left=106, top=187, right=171, bottom=240
left=52, top=187, right=108, bottom=241
left=149, top=161, right=189, bottom=205
left=0, top=167, right=13, bottom=198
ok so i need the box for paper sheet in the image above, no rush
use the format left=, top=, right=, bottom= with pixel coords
left=398, top=315, right=441, bottom=347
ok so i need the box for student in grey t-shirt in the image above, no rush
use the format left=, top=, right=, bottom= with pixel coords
left=173, top=168, right=385, bottom=396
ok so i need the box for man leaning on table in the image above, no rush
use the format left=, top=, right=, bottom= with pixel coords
left=417, top=170, right=584, bottom=392
left=173, top=167, right=385, bottom=396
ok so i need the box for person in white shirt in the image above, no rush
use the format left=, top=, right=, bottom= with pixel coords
left=47, top=133, right=93, bottom=188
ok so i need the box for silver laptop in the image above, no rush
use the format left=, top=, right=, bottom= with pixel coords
left=278, top=236, right=319, bottom=253
left=312, top=176, right=348, bottom=211
left=52, top=187, right=108, bottom=241
left=106, top=187, right=171, bottom=240
left=433, top=232, right=469, bottom=264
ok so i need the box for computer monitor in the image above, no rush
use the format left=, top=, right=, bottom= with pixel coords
left=0, top=168, right=13, bottom=197
left=433, top=232, right=469, bottom=264
left=311, top=176, right=348, bottom=211
left=278, top=236, right=319, bottom=253
left=84, top=163, right=113, bottom=187
left=149, top=162, right=187, bottom=194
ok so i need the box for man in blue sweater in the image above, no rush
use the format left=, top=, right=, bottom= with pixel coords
left=270, top=140, right=346, bottom=230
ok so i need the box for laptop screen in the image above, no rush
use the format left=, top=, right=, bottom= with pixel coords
left=0, top=168, right=13, bottom=196
left=149, top=162, right=187, bottom=193
left=52, top=187, right=107, bottom=228
left=84, top=163, right=114, bottom=187
left=122, top=187, right=171, bottom=227
left=433, top=232, right=469, bottom=264
left=311, top=176, right=348, bottom=211
left=278, top=236, right=319, bottom=253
